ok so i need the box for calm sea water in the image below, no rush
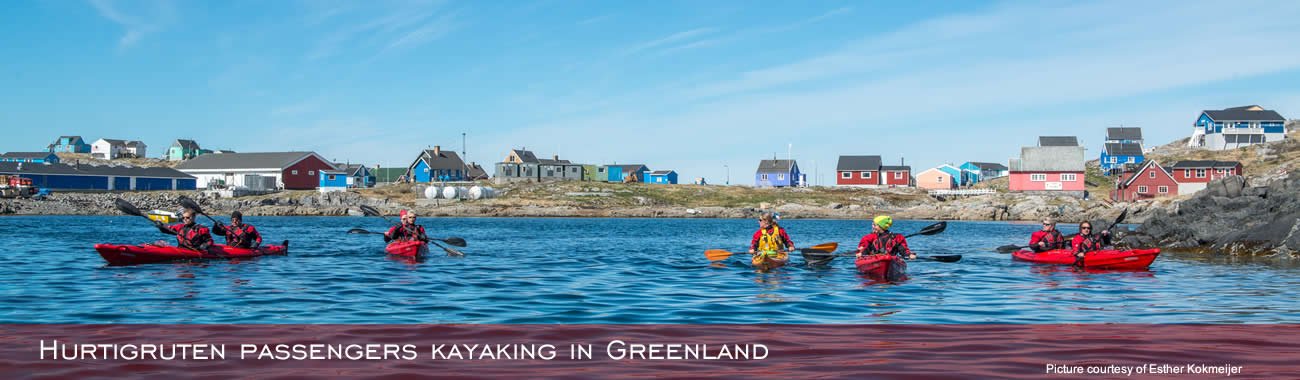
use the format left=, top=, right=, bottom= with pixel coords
left=1, top=216, right=1296, bottom=324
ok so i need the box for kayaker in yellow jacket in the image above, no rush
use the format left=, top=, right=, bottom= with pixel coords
left=748, top=213, right=794, bottom=259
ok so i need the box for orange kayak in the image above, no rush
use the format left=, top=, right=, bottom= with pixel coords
left=1013, top=248, right=1160, bottom=270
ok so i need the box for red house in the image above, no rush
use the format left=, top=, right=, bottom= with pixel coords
left=176, top=151, right=338, bottom=190
left=1111, top=160, right=1178, bottom=201
left=1008, top=145, right=1086, bottom=197
left=836, top=155, right=911, bottom=187
left=1169, top=160, right=1243, bottom=195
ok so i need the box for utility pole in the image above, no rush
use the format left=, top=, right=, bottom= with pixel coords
left=724, top=165, right=729, bottom=186
left=462, top=132, right=467, bottom=181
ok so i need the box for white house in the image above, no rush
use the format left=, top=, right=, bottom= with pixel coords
left=91, top=139, right=147, bottom=159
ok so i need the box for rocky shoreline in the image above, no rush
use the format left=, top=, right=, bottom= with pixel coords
left=1124, top=173, right=1300, bottom=256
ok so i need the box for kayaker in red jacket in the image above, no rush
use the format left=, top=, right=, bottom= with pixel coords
left=1071, top=221, right=1112, bottom=257
left=153, top=208, right=213, bottom=251
left=748, top=212, right=794, bottom=255
left=1029, top=217, right=1066, bottom=252
left=856, top=215, right=915, bottom=259
left=385, top=209, right=430, bottom=243
left=213, top=211, right=262, bottom=248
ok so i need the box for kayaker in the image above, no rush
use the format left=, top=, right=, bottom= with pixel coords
left=384, top=209, right=430, bottom=243
left=1071, top=221, right=1112, bottom=257
left=748, top=212, right=794, bottom=257
left=212, top=211, right=262, bottom=248
left=1029, top=217, right=1066, bottom=252
left=855, top=215, right=916, bottom=260
left=153, top=208, right=214, bottom=251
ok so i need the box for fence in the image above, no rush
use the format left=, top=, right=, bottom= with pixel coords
left=927, top=188, right=996, bottom=196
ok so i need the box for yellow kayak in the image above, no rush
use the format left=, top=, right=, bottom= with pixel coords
left=146, top=210, right=178, bottom=224
left=751, top=251, right=789, bottom=270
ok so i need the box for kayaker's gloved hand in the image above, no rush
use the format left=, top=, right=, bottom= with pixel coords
left=383, top=233, right=392, bottom=243
left=212, top=222, right=226, bottom=235
left=154, top=221, right=174, bottom=235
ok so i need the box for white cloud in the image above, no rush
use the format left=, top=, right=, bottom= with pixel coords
left=88, top=0, right=175, bottom=49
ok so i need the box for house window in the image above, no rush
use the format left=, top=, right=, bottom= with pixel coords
left=1060, top=173, right=1077, bottom=181
left=1138, top=186, right=1148, bottom=194
left=894, top=172, right=902, bottom=179
left=1128, top=157, right=1136, bottom=163
left=860, top=171, right=869, bottom=179
left=328, top=175, right=336, bottom=180
left=1158, top=186, right=1169, bottom=194
left=1149, top=171, right=1156, bottom=178
left=1109, top=157, right=1117, bottom=163
left=1227, top=169, right=1235, bottom=175
left=936, top=176, right=943, bottom=183
left=778, top=174, right=785, bottom=181
left=761, top=174, right=768, bottom=181
left=1183, top=169, right=1191, bottom=177
left=1196, top=169, right=1206, bottom=178
left=308, top=171, right=315, bottom=176
left=291, top=170, right=299, bottom=175
left=1030, top=174, right=1046, bottom=181
left=841, top=172, right=851, bottom=179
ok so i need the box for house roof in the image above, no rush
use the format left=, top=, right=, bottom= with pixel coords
left=966, top=162, right=1008, bottom=171
left=918, top=167, right=951, bottom=177
left=417, top=149, right=467, bottom=170
left=175, top=152, right=330, bottom=170
left=0, top=162, right=193, bottom=179
left=836, top=155, right=881, bottom=171
left=1, top=152, right=56, bottom=159
left=1202, top=106, right=1285, bottom=122
left=1104, top=143, right=1144, bottom=156
left=332, top=163, right=369, bottom=177
left=757, top=159, right=797, bottom=173
left=54, top=136, right=85, bottom=143
left=538, top=158, right=572, bottom=165
left=1011, top=146, right=1085, bottom=172
left=1120, top=160, right=1173, bottom=188
left=125, top=141, right=145, bottom=148
left=172, top=139, right=200, bottom=150
left=608, top=164, right=648, bottom=172
left=373, top=167, right=408, bottom=181
left=880, top=165, right=911, bottom=171
left=97, top=138, right=128, bottom=145
left=510, top=149, right=539, bottom=163
left=1038, top=136, right=1079, bottom=147
left=649, top=170, right=675, bottom=175
left=466, top=163, right=489, bottom=179
left=1170, top=160, right=1242, bottom=169
left=1106, top=127, right=1143, bottom=141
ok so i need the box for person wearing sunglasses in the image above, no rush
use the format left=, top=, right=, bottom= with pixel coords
left=153, top=208, right=214, bottom=251
left=1071, top=221, right=1112, bottom=257
left=212, top=211, right=262, bottom=249
left=1028, top=217, right=1066, bottom=252
left=384, top=209, right=430, bottom=243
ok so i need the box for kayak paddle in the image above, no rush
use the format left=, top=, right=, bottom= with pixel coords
left=994, top=209, right=1128, bottom=254
left=705, top=242, right=837, bottom=262
left=346, top=228, right=468, bottom=247
left=177, top=195, right=222, bottom=226
left=114, top=198, right=154, bottom=222
left=802, top=221, right=956, bottom=262
left=356, top=205, right=467, bottom=256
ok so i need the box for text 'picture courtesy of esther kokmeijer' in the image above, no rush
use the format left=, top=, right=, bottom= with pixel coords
left=1, top=0, right=1299, bottom=378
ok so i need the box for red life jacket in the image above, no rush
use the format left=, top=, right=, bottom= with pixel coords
left=172, top=223, right=212, bottom=250
left=388, top=224, right=427, bottom=242
left=867, top=232, right=903, bottom=256
left=223, top=223, right=259, bottom=248
left=1076, top=234, right=1106, bottom=253
left=1033, top=230, right=1066, bottom=250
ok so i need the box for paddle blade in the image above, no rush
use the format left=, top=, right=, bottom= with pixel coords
left=995, top=244, right=1023, bottom=253
left=347, top=228, right=374, bottom=234
left=916, top=221, right=947, bottom=236
left=113, top=198, right=145, bottom=218
left=801, top=251, right=835, bottom=265
left=923, top=254, right=962, bottom=263
left=1111, top=208, right=1129, bottom=227
left=705, top=249, right=736, bottom=261
left=806, top=242, right=838, bottom=253
left=177, top=195, right=204, bottom=215
left=432, top=241, right=465, bottom=257
left=440, top=237, right=467, bottom=247
left=358, top=205, right=383, bottom=217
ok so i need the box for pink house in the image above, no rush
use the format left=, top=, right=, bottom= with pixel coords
left=1008, top=145, right=1086, bottom=198
left=916, top=167, right=956, bottom=190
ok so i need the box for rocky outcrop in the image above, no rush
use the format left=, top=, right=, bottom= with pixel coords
left=0, top=191, right=398, bottom=217
left=1125, top=174, right=1300, bottom=256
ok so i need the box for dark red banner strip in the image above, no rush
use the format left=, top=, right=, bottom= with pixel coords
left=1, top=324, right=1295, bottom=379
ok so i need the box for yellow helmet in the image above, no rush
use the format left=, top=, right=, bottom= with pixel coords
left=873, top=215, right=893, bottom=229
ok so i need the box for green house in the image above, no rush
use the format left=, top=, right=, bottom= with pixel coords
left=167, top=139, right=203, bottom=161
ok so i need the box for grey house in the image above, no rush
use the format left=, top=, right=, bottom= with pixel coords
left=495, top=148, right=586, bottom=183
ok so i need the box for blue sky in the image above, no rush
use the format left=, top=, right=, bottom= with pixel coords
left=2, top=0, right=1299, bottom=184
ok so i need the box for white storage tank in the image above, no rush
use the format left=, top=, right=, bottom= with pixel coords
left=423, top=186, right=441, bottom=199
left=468, top=186, right=496, bottom=200
left=442, top=186, right=467, bottom=199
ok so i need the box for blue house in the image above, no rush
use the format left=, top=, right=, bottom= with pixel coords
left=1101, top=143, right=1144, bottom=175
left=406, top=146, right=467, bottom=182
left=47, top=136, right=91, bottom=153
left=1189, top=105, right=1287, bottom=150
left=0, top=152, right=60, bottom=164
left=959, top=162, right=1008, bottom=185
left=603, top=164, right=650, bottom=182
left=0, top=162, right=195, bottom=191
left=935, top=164, right=969, bottom=186
left=318, top=169, right=349, bottom=192
left=755, top=159, right=800, bottom=187
left=335, top=163, right=376, bottom=188
left=646, top=170, right=678, bottom=184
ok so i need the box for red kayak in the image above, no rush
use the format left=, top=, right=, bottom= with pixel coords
left=95, top=241, right=289, bottom=266
left=385, top=240, right=428, bottom=258
left=855, top=254, right=907, bottom=281
left=1013, top=248, right=1160, bottom=270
